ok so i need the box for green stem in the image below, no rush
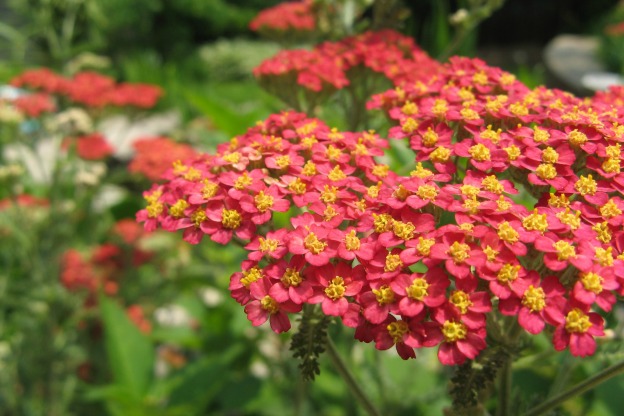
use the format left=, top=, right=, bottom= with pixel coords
left=524, top=359, right=624, bottom=416
left=496, top=359, right=512, bottom=416
left=325, top=336, right=381, bottom=416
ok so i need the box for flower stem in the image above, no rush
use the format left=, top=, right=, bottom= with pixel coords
left=524, top=359, right=624, bottom=416
left=325, top=336, right=381, bottom=416
left=496, top=359, right=512, bottom=416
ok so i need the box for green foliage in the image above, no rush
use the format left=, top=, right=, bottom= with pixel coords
left=290, top=306, right=331, bottom=381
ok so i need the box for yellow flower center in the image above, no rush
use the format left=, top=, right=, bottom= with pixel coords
left=288, top=178, right=307, bottom=194
left=254, top=191, right=274, bottom=212
left=497, top=263, right=521, bottom=283
left=417, top=237, right=436, bottom=256
left=234, top=172, right=253, bottom=190
left=281, top=268, right=302, bottom=287
left=222, top=209, right=241, bottom=229
left=548, top=193, right=569, bottom=208
left=387, top=321, right=409, bottom=344
left=460, top=184, right=480, bottom=197
left=259, top=237, right=279, bottom=253
left=401, top=101, right=418, bottom=115
left=448, top=241, right=470, bottom=263
left=442, top=321, right=468, bottom=342
left=406, top=277, right=429, bottom=301
left=422, top=127, right=439, bottom=147
left=483, top=245, right=499, bottom=262
left=463, top=196, right=480, bottom=214
left=556, top=208, right=581, bottom=230
left=581, top=272, right=603, bottom=294
left=323, top=205, right=338, bottom=222
left=326, top=145, right=342, bottom=161
left=201, top=180, right=219, bottom=199
left=169, top=199, right=189, bottom=218
left=373, top=213, right=394, bottom=233
left=393, top=184, right=410, bottom=201
left=325, top=277, right=346, bottom=300
left=553, top=240, right=576, bottom=261
left=600, top=199, right=622, bottom=218
left=592, top=221, right=612, bottom=243
left=522, top=285, right=546, bottom=312
left=183, top=167, right=201, bottom=181
left=241, top=267, right=263, bottom=288
left=606, top=143, right=621, bottom=158
left=575, top=175, right=597, bottom=195
left=594, top=247, right=614, bottom=266
left=373, top=285, right=395, bottom=305
left=223, top=152, right=241, bottom=164
left=410, top=162, right=434, bottom=179
left=568, top=129, right=587, bottom=147
left=564, top=308, right=592, bottom=333
left=505, top=145, right=521, bottom=161
left=602, top=158, right=620, bottom=174
left=371, top=164, right=390, bottom=178
left=320, top=185, right=338, bottom=204
left=384, top=254, right=403, bottom=272
left=275, top=155, right=291, bottom=169
left=533, top=126, right=550, bottom=143
left=345, top=230, right=361, bottom=251
left=191, top=209, right=207, bottom=227
left=402, top=117, right=419, bottom=134
left=147, top=201, right=164, bottom=218
left=304, top=232, right=327, bottom=254
left=261, top=295, right=279, bottom=314
left=450, top=290, right=473, bottom=314
left=302, top=160, right=317, bottom=176
left=393, top=221, right=415, bottom=241
left=523, top=209, right=548, bottom=232
left=482, top=175, right=504, bottom=194
left=430, top=146, right=451, bottom=163
left=496, top=195, right=512, bottom=211
left=328, top=166, right=346, bottom=181
left=432, top=99, right=448, bottom=117
left=481, top=125, right=502, bottom=144
left=542, top=147, right=559, bottom=164
left=417, top=184, right=438, bottom=200
left=536, top=163, right=557, bottom=180
left=469, top=143, right=491, bottom=161
left=367, top=182, right=381, bottom=198
left=510, top=102, right=529, bottom=117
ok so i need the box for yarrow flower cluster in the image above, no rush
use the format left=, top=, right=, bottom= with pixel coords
left=253, top=29, right=441, bottom=108
left=138, top=54, right=624, bottom=366
left=249, top=0, right=316, bottom=35
left=10, top=68, right=162, bottom=109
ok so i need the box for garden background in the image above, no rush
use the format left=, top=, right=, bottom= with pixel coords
left=1, top=0, right=624, bottom=415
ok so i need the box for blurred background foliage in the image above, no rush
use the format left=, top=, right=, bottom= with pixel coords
left=1, top=1, right=624, bottom=416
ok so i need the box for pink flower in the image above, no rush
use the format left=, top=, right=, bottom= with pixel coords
left=308, top=262, right=364, bottom=317
left=244, top=277, right=302, bottom=333
left=498, top=273, right=566, bottom=334
left=390, top=267, right=450, bottom=317
left=552, top=302, right=605, bottom=357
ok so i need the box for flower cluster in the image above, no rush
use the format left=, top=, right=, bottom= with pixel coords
left=138, top=55, right=624, bottom=365
left=10, top=68, right=162, bottom=109
left=129, top=137, right=199, bottom=181
left=61, top=219, right=153, bottom=306
left=249, top=0, right=316, bottom=34
left=253, top=29, right=441, bottom=102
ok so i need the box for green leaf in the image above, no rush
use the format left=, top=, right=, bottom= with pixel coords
left=165, top=345, right=245, bottom=414
left=184, top=90, right=247, bottom=137
left=100, top=297, right=155, bottom=400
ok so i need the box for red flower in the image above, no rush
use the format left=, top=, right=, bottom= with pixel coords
left=498, top=273, right=566, bottom=334
left=552, top=303, right=605, bottom=357
left=245, top=277, right=302, bottom=333
left=75, top=133, right=114, bottom=160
